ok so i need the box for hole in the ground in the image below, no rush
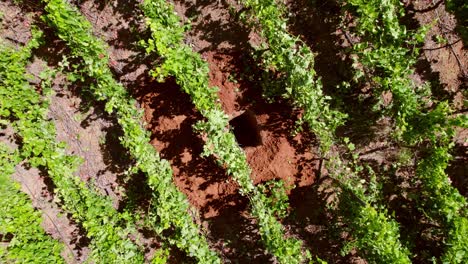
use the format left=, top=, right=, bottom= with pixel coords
left=229, top=110, right=262, bottom=147
left=0, top=233, right=14, bottom=242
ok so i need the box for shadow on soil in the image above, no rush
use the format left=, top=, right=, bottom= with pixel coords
left=156, top=0, right=355, bottom=261
left=204, top=194, right=275, bottom=263
left=448, top=143, right=468, bottom=197
left=132, top=75, right=276, bottom=262
left=286, top=0, right=383, bottom=146
left=177, top=0, right=254, bottom=53
left=400, top=2, right=452, bottom=103
left=73, top=0, right=277, bottom=261
left=285, top=181, right=355, bottom=263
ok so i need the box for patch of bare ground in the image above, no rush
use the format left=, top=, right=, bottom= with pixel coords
left=174, top=0, right=338, bottom=261
left=404, top=0, right=467, bottom=106
left=0, top=1, right=33, bottom=47
left=74, top=1, right=275, bottom=261
left=173, top=0, right=320, bottom=205
left=73, top=0, right=335, bottom=261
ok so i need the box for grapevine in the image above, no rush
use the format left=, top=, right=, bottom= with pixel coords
left=41, top=0, right=220, bottom=262
left=0, top=28, right=145, bottom=263
left=0, top=144, right=65, bottom=263
left=343, top=0, right=468, bottom=261
left=140, top=0, right=309, bottom=262
left=236, top=0, right=412, bottom=262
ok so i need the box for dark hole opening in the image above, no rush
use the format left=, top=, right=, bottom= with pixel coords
left=0, top=233, right=14, bottom=242
left=229, top=110, right=262, bottom=147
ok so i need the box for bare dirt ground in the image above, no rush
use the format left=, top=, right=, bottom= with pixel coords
left=74, top=0, right=322, bottom=262
left=1, top=0, right=466, bottom=263
left=406, top=0, right=467, bottom=106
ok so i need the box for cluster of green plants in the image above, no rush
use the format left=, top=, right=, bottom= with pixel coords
left=239, top=0, right=347, bottom=154
left=412, top=110, right=467, bottom=262
left=0, top=28, right=144, bottom=262
left=139, top=0, right=312, bottom=263
left=2, top=0, right=465, bottom=262
left=0, top=144, right=65, bottom=263
left=257, top=180, right=291, bottom=219
left=40, top=0, right=219, bottom=262
left=235, top=0, right=413, bottom=262
left=326, top=150, right=412, bottom=263
left=343, top=0, right=450, bottom=144
left=343, top=0, right=468, bottom=261
left=418, top=144, right=468, bottom=263
left=344, top=203, right=411, bottom=263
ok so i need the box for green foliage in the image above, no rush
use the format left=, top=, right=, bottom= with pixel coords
left=0, top=30, right=144, bottom=263
left=417, top=145, right=468, bottom=263
left=240, top=0, right=346, bottom=153
left=346, top=0, right=406, bottom=41
left=0, top=144, right=65, bottom=263
left=193, top=109, right=255, bottom=193
left=344, top=0, right=437, bottom=140
left=41, top=0, right=218, bottom=262
left=442, top=217, right=468, bottom=263
left=140, top=0, right=309, bottom=262
left=418, top=146, right=467, bottom=222
left=151, top=248, right=169, bottom=264
left=343, top=204, right=411, bottom=264
left=327, top=152, right=411, bottom=264
left=344, top=0, right=468, bottom=261
left=2, top=0, right=462, bottom=263
left=250, top=189, right=309, bottom=263
left=343, top=0, right=453, bottom=145
left=258, top=180, right=290, bottom=219
left=236, top=1, right=412, bottom=262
